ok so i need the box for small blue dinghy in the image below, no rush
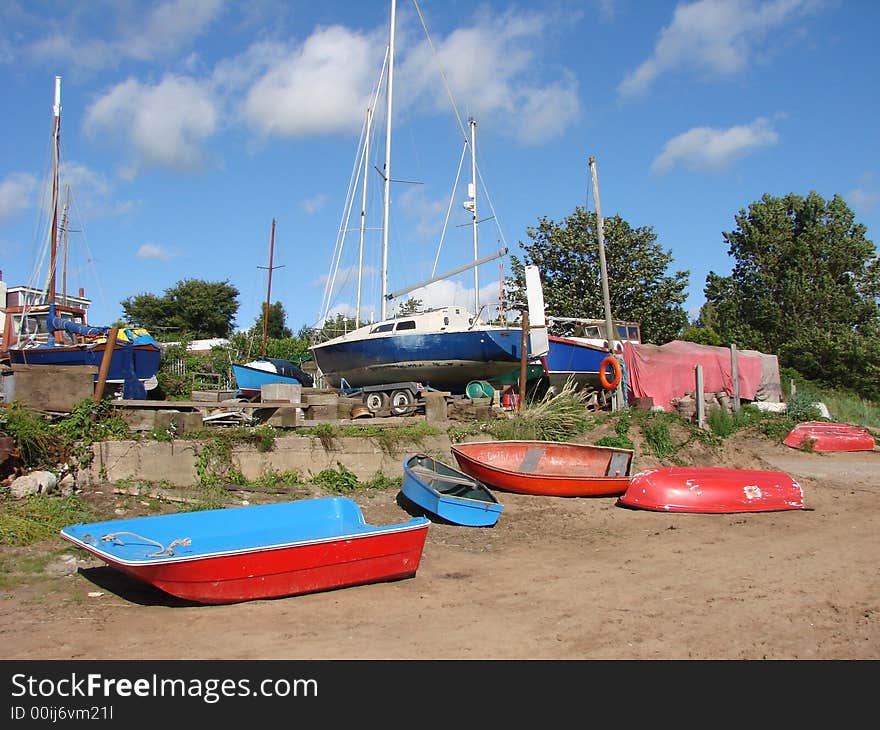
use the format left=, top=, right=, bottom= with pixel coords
left=402, top=454, right=503, bottom=527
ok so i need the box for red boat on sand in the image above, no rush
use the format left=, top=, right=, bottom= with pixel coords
left=783, top=421, right=875, bottom=452
left=450, top=440, right=634, bottom=497
left=617, top=467, right=806, bottom=514
left=61, top=497, right=430, bottom=604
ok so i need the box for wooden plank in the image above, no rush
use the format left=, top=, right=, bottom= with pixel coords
left=110, top=399, right=308, bottom=410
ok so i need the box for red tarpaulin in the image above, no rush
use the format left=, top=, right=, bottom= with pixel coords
left=622, top=340, right=764, bottom=412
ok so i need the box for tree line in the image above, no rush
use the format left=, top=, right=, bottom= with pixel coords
left=119, top=191, right=879, bottom=402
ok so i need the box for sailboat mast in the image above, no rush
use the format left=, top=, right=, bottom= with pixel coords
left=47, top=75, right=62, bottom=345
left=356, top=106, right=372, bottom=328
left=380, top=0, right=396, bottom=321
left=261, top=218, right=276, bottom=360
left=60, top=184, right=70, bottom=307
left=469, top=117, right=479, bottom=313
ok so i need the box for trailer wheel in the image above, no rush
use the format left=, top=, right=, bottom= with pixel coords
left=365, top=392, right=390, bottom=413
left=389, top=389, right=415, bottom=416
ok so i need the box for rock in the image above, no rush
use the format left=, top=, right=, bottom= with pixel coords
left=10, top=470, right=58, bottom=498
left=58, top=473, right=77, bottom=496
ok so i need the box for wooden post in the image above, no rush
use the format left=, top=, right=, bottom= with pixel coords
left=695, top=365, right=705, bottom=429
left=730, top=343, right=741, bottom=412
left=93, top=327, right=119, bottom=403
left=518, top=309, right=529, bottom=413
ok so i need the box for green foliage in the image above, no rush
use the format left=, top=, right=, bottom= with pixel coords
left=395, top=297, right=424, bottom=315
left=485, top=380, right=594, bottom=441
left=785, top=389, right=824, bottom=423
left=193, top=438, right=247, bottom=488
left=249, top=469, right=303, bottom=489
left=1, top=402, right=58, bottom=468
left=252, top=301, right=292, bottom=340
left=312, top=464, right=360, bottom=492
left=641, top=417, right=677, bottom=461
left=0, top=494, right=90, bottom=546
left=121, top=278, right=240, bottom=339
left=594, top=408, right=634, bottom=449
left=311, top=313, right=361, bottom=343
left=680, top=324, right=724, bottom=346
left=506, top=206, right=690, bottom=344
left=704, top=192, right=880, bottom=400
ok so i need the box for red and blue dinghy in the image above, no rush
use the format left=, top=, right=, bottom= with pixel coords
left=617, top=467, right=806, bottom=514
left=402, top=454, right=503, bottom=527
left=60, top=497, right=429, bottom=605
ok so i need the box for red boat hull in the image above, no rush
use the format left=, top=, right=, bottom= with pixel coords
left=618, top=467, right=806, bottom=513
left=783, top=422, right=875, bottom=452
left=450, top=440, right=633, bottom=497
left=68, top=525, right=429, bottom=605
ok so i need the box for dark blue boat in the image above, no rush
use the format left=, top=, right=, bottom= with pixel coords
left=541, top=335, right=614, bottom=391
left=402, top=453, right=503, bottom=527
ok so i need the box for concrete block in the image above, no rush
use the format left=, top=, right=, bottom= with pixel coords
left=423, top=392, right=448, bottom=422
left=172, top=412, right=204, bottom=433
left=261, top=383, right=302, bottom=403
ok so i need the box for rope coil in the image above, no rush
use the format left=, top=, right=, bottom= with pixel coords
left=100, top=531, right=191, bottom=557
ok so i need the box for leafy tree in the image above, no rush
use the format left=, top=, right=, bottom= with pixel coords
left=506, top=206, right=690, bottom=343
left=121, top=279, right=239, bottom=339
left=309, top=313, right=360, bottom=343
left=704, top=192, right=880, bottom=400
left=252, top=301, right=292, bottom=340
left=395, top=297, right=424, bottom=315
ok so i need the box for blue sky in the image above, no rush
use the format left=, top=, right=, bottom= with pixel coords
left=1, top=0, right=877, bottom=336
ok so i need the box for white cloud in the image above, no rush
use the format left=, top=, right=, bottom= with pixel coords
left=397, top=8, right=581, bottom=144
left=243, top=26, right=381, bottom=138
left=849, top=187, right=880, bottom=211
left=652, top=117, right=779, bottom=173
left=136, top=243, right=176, bottom=261
left=84, top=75, right=218, bottom=175
left=0, top=173, right=37, bottom=221
left=300, top=194, right=328, bottom=215
left=26, top=0, right=226, bottom=70
left=618, top=0, right=819, bottom=98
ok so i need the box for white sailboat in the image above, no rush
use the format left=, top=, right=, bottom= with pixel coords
left=310, top=0, right=546, bottom=394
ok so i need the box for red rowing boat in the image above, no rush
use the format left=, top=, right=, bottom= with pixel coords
left=61, top=497, right=429, bottom=604
left=449, top=440, right=634, bottom=497
left=783, top=421, right=875, bottom=452
left=617, top=466, right=806, bottom=513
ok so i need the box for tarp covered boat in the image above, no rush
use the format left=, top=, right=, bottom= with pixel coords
left=783, top=421, right=875, bottom=452
left=450, top=440, right=634, bottom=497
left=402, top=453, right=503, bottom=527
left=617, top=467, right=806, bottom=513
left=61, top=497, right=429, bottom=604
left=232, top=357, right=313, bottom=399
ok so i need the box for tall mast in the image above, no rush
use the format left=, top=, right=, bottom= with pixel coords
left=259, top=218, right=277, bottom=360
left=60, top=184, right=70, bottom=307
left=380, top=0, right=396, bottom=320
left=588, top=156, right=615, bottom=350
left=356, top=106, right=372, bottom=328
left=47, top=75, right=62, bottom=345
left=468, top=117, right=479, bottom=313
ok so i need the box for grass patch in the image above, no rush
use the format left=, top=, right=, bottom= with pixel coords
left=0, top=494, right=91, bottom=547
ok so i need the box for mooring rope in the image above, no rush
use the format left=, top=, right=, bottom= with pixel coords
left=100, top=531, right=192, bottom=557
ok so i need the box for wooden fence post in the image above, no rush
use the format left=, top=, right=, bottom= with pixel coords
left=695, top=365, right=705, bottom=429
left=730, top=343, right=740, bottom=412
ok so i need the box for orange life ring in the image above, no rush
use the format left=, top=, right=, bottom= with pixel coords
left=599, top=355, right=622, bottom=390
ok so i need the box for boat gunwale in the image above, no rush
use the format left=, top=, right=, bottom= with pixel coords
left=450, top=440, right=634, bottom=483
left=60, top=518, right=430, bottom=568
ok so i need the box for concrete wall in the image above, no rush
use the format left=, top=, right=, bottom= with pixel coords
left=84, top=433, right=455, bottom=486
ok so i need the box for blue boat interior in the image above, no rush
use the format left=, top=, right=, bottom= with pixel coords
left=405, top=455, right=499, bottom=505
left=61, top=497, right=428, bottom=562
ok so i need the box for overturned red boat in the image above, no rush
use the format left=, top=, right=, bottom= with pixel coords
left=617, top=467, right=806, bottom=514
left=783, top=421, right=875, bottom=452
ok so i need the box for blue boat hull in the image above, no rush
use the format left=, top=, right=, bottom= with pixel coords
left=232, top=360, right=308, bottom=398
left=312, top=328, right=524, bottom=392
left=402, top=454, right=503, bottom=527
left=8, top=342, right=161, bottom=384
left=542, top=336, right=610, bottom=389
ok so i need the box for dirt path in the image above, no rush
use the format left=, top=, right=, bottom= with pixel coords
left=0, top=434, right=877, bottom=660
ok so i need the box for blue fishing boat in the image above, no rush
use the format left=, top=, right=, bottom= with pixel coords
left=541, top=335, right=617, bottom=391
left=232, top=357, right=313, bottom=399
left=5, top=76, right=161, bottom=399
left=60, top=497, right=430, bottom=604
left=402, top=453, right=503, bottom=527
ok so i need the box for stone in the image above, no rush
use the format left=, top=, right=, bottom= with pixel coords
left=10, top=470, right=58, bottom=498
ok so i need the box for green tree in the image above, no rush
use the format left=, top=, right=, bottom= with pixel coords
left=704, top=192, right=880, bottom=399
left=121, top=279, right=240, bottom=339
left=310, top=313, right=360, bottom=343
left=506, top=206, right=690, bottom=343
left=395, top=297, right=424, bottom=315
left=252, top=301, right=292, bottom=340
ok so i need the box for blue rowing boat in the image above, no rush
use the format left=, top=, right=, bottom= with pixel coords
left=402, top=453, right=503, bottom=527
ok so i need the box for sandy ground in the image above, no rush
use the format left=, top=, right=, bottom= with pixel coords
left=0, top=430, right=877, bottom=660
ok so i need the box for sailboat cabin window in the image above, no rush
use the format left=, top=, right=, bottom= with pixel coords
left=371, top=323, right=394, bottom=334
left=395, top=321, right=416, bottom=331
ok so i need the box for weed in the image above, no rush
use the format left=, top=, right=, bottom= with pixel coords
left=0, top=494, right=90, bottom=546
left=312, top=464, right=360, bottom=492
